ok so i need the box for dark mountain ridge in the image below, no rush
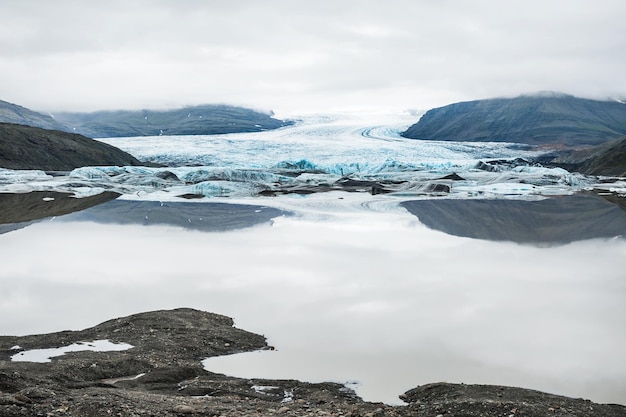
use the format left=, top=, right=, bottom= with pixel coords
left=402, top=93, right=626, bottom=146
left=553, top=135, right=626, bottom=177
left=0, top=123, right=142, bottom=170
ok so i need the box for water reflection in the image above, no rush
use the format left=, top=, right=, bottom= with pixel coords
left=0, top=191, right=119, bottom=234
left=0, top=205, right=624, bottom=405
left=402, top=193, right=626, bottom=245
left=0, top=191, right=286, bottom=234
left=62, top=199, right=287, bottom=232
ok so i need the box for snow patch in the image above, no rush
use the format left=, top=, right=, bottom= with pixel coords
left=10, top=340, right=134, bottom=363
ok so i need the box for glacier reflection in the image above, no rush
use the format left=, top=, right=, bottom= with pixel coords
left=1, top=198, right=625, bottom=405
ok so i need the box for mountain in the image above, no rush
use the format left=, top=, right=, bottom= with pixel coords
left=402, top=93, right=626, bottom=146
left=53, top=104, right=292, bottom=138
left=552, top=135, right=626, bottom=177
left=0, top=99, right=66, bottom=131
left=0, top=99, right=291, bottom=138
left=0, top=123, right=142, bottom=171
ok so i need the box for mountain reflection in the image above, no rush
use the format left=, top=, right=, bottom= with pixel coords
left=61, top=199, right=287, bottom=232
left=402, top=193, right=626, bottom=245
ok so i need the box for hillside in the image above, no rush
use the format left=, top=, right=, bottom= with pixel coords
left=553, top=135, right=626, bottom=176
left=0, top=100, right=66, bottom=131
left=0, top=100, right=291, bottom=138
left=53, top=104, right=292, bottom=137
left=0, top=123, right=142, bottom=171
left=402, top=93, right=626, bottom=146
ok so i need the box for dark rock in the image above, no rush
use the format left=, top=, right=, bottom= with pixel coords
left=552, top=135, right=626, bottom=177
left=155, top=170, right=181, bottom=181
left=422, top=183, right=450, bottom=193
left=0, top=309, right=623, bottom=416
left=438, top=173, right=465, bottom=181
left=474, top=158, right=542, bottom=172
left=402, top=382, right=626, bottom=417
left=0, top=122, right=142, bottom=170
left=177, top=193, right=206, bottom=199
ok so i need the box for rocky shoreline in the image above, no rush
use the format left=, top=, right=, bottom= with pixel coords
left=1, top=309, right=624, bottom=417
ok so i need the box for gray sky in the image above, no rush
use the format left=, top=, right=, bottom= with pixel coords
left=1, top=0, right=625, bottom=116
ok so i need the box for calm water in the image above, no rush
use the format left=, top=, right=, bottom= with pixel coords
left=1, top=192, right=625, bottom=405
left=1, top=114, right=625, bottom=405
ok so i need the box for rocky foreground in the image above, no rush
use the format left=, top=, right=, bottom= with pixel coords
left=1, top=309, right=624, bottom=417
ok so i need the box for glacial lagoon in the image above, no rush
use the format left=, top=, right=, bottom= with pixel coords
left=1, top=113, right=625, bottom=405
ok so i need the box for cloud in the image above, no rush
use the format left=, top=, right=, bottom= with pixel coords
left=0, top=0, right=624, bottom=114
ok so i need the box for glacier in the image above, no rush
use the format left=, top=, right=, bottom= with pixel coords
left=1, top=112, right=620, bottom=205
left=2, top=112, right=626, bottom=405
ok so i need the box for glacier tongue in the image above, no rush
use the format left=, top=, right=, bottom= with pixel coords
left=0, top=113, right=610, bottom=201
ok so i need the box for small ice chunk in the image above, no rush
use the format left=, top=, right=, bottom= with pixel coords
left=252, top=385, right=280, bottom=395
left=281, top=388, right=294, bottom=403
left=10, top=345, right=21, bottom=350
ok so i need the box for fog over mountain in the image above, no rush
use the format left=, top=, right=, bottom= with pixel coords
left=0, top=100, right=65, bottom=131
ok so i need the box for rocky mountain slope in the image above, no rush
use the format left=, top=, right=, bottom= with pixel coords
left=0, top=123, right=142, bottom=170
left=0, top=100, right=66, bottom=131
left=402, top=93, right=626, bottom=146
left=553, top=135, right=626, bottom=176
left=53, top=104, right=292, bottom=138
left=1, top=308, right=624, bottom=417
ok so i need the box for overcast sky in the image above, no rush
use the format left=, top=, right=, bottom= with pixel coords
left=1, top=0, right=625, bottom=116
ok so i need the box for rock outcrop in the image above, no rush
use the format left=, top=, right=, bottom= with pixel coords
left=0, top=122, right=142, bottom=170
left=1, top=308, right=624, bottom=417
left=552, top=135, right=626, bottom=177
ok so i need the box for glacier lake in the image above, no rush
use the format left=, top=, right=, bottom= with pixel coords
left=1, top=113, right=625, bottom=405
